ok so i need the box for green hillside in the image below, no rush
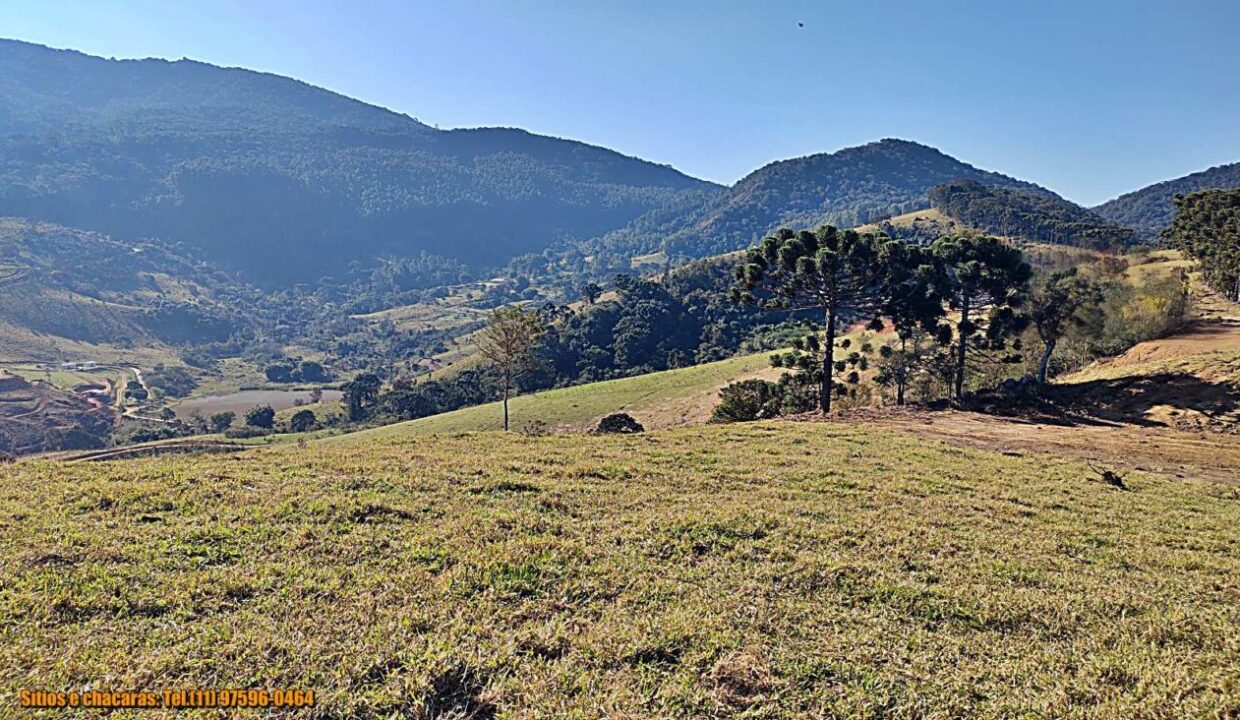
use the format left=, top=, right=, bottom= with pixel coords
left=0, top=217, right=240, bottom=360
left=1093, top=161, right=1240, bottom=237
left=0, top=39, right=717, bottom=286
left=928, top=179, right=1137, bottom=248
left=337, top=350, right=779, bottom=439
left=5, top=421, right=1237, bottom=716
left=576, top=139, right=1059, bottom=272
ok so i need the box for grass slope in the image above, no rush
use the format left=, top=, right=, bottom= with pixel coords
left=341, top=351, right=780, bottom=439
left=2, top=423, right=1237, bottom=717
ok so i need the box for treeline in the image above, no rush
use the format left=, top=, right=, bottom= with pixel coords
left=311, top=258, right=811, bottom=428
left=535, top=265, right=813, bottom=384
left=713, top=225, right=1192, bottom=420
left=928, top=180, right=1137, bottom=250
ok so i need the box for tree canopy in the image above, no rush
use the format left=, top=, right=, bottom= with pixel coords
left=476, top=307, right=545, bottom=431
left=929, top=235, right=1031, bottom=398
left=1165, top=189, right=1240, bottom=302
left=734, top=226, right=893, bottom=412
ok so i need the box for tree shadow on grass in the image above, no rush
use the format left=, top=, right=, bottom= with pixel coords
left=969, top=373, right=1239, bottom=429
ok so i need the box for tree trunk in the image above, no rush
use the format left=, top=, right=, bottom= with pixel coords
left=1037, top=338, right=1056, bottom=385
left=896, top=335, right=907, bottom=406
left=954, top=297, right=969, bottom=400
left=502, top=372, right=510, bottom=432
left=821, top=307, right=836, bottom=413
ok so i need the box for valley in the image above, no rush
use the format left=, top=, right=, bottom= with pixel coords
left=1, top=22, right=1239, bottom=717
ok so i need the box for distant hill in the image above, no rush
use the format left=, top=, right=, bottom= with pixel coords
left=582, top=139, right=1057, bottom=268
left=928, top=179, right=1136, bottom=248
left=1093, top=162, right=1240, bottom=237
left=0, top=39, right=717, bottom=286
left=0, top=217, right=241, bottom=355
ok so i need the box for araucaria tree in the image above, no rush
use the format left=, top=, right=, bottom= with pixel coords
left=342, top=372, right=382, bottom=421
left=733, top=226, right=890, bottom=413
left=930, top=235, right=1031, bottom=398
left=1165, top=189, right=1240, bottom=302
left=876, top=241, right=948, bottom=405
left=1029, top=268, right=1103, bottom=384
left=476, top=306, right=545, bottom=431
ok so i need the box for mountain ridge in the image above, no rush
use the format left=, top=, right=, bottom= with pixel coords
left=575, top=138, right=1062, bottom=271
left=0, top=39, right=718, bottom=286
left=1092, top=161, right=1240, bottom=237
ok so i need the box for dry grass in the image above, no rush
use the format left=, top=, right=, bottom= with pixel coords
left=2, top=421, right=1238, bottom=718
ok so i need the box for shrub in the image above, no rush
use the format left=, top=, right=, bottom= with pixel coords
left=289, top=409, right=317, bottom=433
left=595, top=413, right=644, bottom=434
left=0, top=451, right=15, bottom=464
left=209, top=411, right=235, bottom=432
left=224, top=426, right=274, bottom=439
left=520, top=419, right=550, bottom=437
left=244, top=405, right=276, bottom=429
left=711, top=380, right=785, bottom=423
left=143, top=364, right=198, bottom=398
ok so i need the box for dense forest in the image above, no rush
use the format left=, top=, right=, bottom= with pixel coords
left=0, top=39, right=716, bottom=287
left=1093, top=161, right=1240, bottom=237
left=564, top=139, right=1059, bottom=273
left=928, top=179, right=1137, bottom=249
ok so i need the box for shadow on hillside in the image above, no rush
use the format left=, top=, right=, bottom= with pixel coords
left=972, top=373, right=1239, bottom=429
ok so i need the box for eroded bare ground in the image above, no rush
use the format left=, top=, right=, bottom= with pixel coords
left=807, top=408, right=1238, bottom=485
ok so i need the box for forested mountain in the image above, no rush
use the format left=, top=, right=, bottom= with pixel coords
left=1093, top=162, right=1240, bottom=237
left=580, top=139, right=1057, bottom=270
left=929, top=179, right=1136, bottom=249
left=0, top=39, right=717, bottom=286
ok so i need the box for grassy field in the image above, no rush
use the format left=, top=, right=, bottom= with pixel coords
left=340, top=350, right=781, bottom=440
left=2, top=421, right=1237, bottom=718
left=352, top=300, right=487, bottom=332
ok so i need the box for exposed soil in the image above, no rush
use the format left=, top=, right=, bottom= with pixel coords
left=802, top=407, right=1238, bottom=485
left=797, top=317, right=1240, bottom=485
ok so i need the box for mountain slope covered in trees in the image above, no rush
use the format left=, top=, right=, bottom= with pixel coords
left=1093, top=162, right=1240, bottom=237
left=579, top=139, right=1058, bottom=270
left=0, top=39, right=718, bottom=286
left=928, top=179, right=1136, bottom=249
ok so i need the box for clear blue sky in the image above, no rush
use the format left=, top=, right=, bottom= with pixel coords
left=4, top=0, right=1239, bottom=206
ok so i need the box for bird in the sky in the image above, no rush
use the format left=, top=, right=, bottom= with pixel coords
left=798, top=21, right=805, bottom=27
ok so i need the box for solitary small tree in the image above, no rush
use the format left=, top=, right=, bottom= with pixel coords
left=930, top=235, right=1031, bottom=399
left=581, top=282, right=603, bottom=305
left=733, top=226, right=890, bottom=413
left=1030, top=268, right=1104, bottom=384
left=1164, top=189, right=1240, bottom=302
left=476, top=307, right=544, bottom=431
